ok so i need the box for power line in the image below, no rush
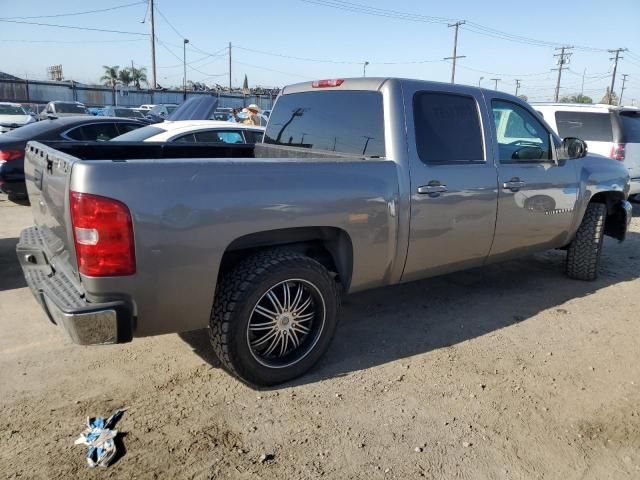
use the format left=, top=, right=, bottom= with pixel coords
left=300, top=0, right=607, bottom=52
left=0, top=1, right=147, bottom=20
left=234, top=60, right=310, bottom=80
left=0, top=18, right=148, bottom=35
left=0, top=38, right=145, bottom=44
left=155, top=37, right=226, bottom=78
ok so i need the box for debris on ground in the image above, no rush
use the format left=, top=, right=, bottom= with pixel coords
left=74, top=409, right=125, bottom=468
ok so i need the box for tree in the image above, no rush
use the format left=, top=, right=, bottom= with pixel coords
left=559, top=93, right=593, bottom=104
left=242, top=74, right=249, bottom=94
left=101, top=65, right=120, bottom=105
left=118, top=68, right=132, bottom=86
left=600, top=87, right=618, bottom=105
left=130, top=66, right=148, bottom=89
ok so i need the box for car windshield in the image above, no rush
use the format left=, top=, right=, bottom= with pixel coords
left=0, top=104, right=27, bottom=115
left=620, top=112, right=640, bottom=143
left=111, top=125, right=165, bottom=141
left=55, top=103, right=88, bottom=114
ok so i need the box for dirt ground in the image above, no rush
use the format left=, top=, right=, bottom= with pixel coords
left=1, top=192, right=639, bottom=480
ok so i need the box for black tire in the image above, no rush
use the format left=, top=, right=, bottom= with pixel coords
left=209, top=249, right=340, bottom=386
left=566, top=202, right=607, bottom=281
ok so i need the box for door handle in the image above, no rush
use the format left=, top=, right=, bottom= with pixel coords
left=503, top=179, right=526, bottom=191
left=417, top=184, right=448, bottom=195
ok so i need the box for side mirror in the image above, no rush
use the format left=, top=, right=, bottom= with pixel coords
left=560, top=137, right=587, bottom=159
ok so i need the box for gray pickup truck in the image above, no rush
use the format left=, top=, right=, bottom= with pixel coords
left=17, top=78, right=632, bottom=385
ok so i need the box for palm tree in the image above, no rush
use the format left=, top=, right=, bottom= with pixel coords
left=118, top=68, right=132, bottom=86
left=101, top=65, right=119, bottom=105
left=130, top=66, right=148, bottom=90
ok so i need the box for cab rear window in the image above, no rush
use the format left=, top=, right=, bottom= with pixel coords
left=554, top=111, right=613, bottom=142
left=264, top=91, right=385, bottom=157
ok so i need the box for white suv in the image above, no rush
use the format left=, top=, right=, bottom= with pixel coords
left=533, top=103, right=640, bottom=197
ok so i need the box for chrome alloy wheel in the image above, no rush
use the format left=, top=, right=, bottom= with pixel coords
left=246, top=279, right=326, bottom=368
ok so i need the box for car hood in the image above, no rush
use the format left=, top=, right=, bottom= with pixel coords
left=0, top=114, right=31, bottom=126
left=167, top=96, right=218, bottom=121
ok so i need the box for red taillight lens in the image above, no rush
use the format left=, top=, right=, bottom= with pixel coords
left=0, top=149, right=23, bottom=161
left=312, top=79, right=345, bottom=88
left=610, top=143, right=626, bottom=161
left=70, top=192, right=135, bottom=277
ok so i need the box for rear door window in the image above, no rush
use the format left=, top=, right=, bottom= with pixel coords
left=554, top=111, right=613, bottom=142
left=264, top=91, right=385, bottom=157
left=413, top=92, right=484, bottom=164
left=620, top=112, right=640, bottom=143
left=115, top=122, right=144, bottom=135
left=65, top=123, right=119, bottom=141
left=193, top=130, right=244, bottom=143
left=243, top=130, right=263, bottom=143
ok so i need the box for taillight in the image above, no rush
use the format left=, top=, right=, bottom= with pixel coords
left=312, top=79, right=345, bottom=88
left=610, top=143, right=626, bottom=161
left=0, top=149, right=23, bottom=162
left=70, top=192, right=135, bottom=277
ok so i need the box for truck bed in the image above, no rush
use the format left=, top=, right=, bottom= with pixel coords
left=22, top=140, right=401, bottom=338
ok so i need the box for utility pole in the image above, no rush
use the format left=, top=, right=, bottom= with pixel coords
left=183, top=38, right=189, bottom=100
left=443, top=20, right=466, bottom=84
left=619, top=74, right=629, bottom=106
left=363, top=61, right=369, bottom=77
left=608, top=48, right=627, bottom=105
left=228, top=42, right=232, bottom=92
left=515, top=79, right=521, bottom=96
left=149, top=0, right=157, bottom=89
left=478, top=76, right=484, bottom=87
left=491, top=78, right=501, bottom=90
left=552, top=46, right=573, bottom=102
left=580, top=68, right=586, bottom=97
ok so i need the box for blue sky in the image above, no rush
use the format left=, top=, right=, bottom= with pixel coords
left=1, top=0, right=639, bottom=103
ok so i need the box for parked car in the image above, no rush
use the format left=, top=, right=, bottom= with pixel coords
left=0, top=116, right=145, bottom=200
left=137, top=104, right=156, bottom=112
left=533, top=103, right=640, bottom=198
left=87, top=107, right=105, bottom=116
left=37, top=101, right=89, bottom=120
left=100, top=106, right=148, bottom=120
left=0, top=102, right=36, bottom=134
left=16, top=78, right=631, bottom=386
left=145, top=104, right=179, bottom=123
left=111, top=120, right=264, bottom=144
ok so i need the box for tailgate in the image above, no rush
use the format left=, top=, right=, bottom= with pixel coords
left=23, top=141, right=79, bottom=273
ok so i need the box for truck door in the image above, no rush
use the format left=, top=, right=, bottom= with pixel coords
left=401, top=84, right=499, bottom=282
left=487, top=97, right=579, bottom=260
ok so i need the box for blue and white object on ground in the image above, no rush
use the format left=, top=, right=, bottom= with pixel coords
left=74, top=409, right=125, bottom=468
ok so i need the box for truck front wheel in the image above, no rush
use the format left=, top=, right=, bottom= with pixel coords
left=209, top=250, right=340, bottom=386
left=566, top=202, right=607, bottom=281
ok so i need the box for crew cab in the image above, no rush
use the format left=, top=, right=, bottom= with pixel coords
left=17, top=78, right=632, bottom=386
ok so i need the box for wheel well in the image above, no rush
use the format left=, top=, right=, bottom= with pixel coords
left=219, top=227, right=354, bottom=291
left=590, top=191, right=627, bottom=241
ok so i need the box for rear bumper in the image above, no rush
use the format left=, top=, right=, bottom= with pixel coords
left=16, top=226, right=133, bottom=345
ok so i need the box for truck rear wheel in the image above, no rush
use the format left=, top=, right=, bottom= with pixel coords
left=209, top=250, right=340, bottom=386
left=566, top=202, right=607, bottom=281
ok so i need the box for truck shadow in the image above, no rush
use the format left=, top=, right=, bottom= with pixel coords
left=181, top=233, right=640, bottom=389
left=0, top=237, right=27, bottom=292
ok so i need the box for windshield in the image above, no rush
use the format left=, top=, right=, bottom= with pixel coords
left=264, top=91, right=385, bottom=156
left=56, top=103, right=88, bottom=114
left=620, top=112, right=640, bottom=143
left=0, top=104, right=27, bottom=115
left=111, top=125, right=165, bottom=141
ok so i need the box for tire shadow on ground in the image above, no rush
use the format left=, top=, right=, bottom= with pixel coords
left=0, top=237, right=26, bottom=292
